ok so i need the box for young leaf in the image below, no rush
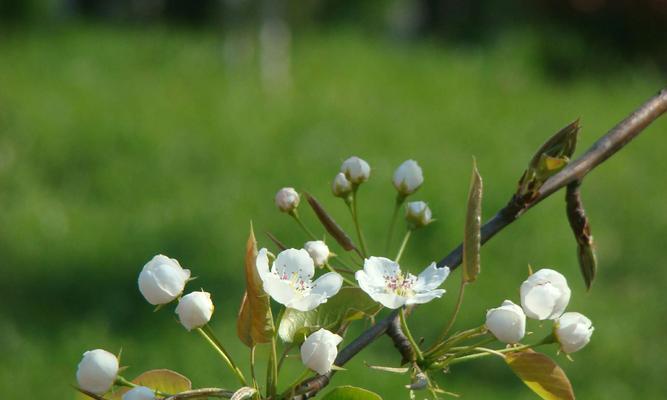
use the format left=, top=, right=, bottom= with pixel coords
left=463, top=158, right=483, bottom=283
left=278, top=287, right=381, bottom=343
left=237, top=224, right=275, bottom=347
left=109, top=369, right=192, bottom=399
left=305, top=193, right=358, bottom=252
left=566, top=181, right=597, bottom=290
left=231, top=387, right=258, bottom=400
left=321, top=386, right=383, bottom=400
left=505, top=350, right=575, bottom=400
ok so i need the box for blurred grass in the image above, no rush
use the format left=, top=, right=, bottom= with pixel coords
left=0, top=25, right=666, bottom=399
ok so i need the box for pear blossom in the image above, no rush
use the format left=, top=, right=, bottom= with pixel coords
left=175, top=291, right=214, bottom=331
left=138, top=255, right=191, bottom=305
left=555, top=312, right=594, bottom=354
left=257, top=248, right=343, bottom=311
left=520, top=268, right=571, bottom=320
left=332, top=172, right=353, bottom=197
left=76, top=349, right=119, bottom=394
left=355, top=257, right=449, bottom=309
left=275, top=187, right=300, bottom=213
left=300, top=328, right=343, bottom=375
left=341, top=156, right=370, bottom=184
left=485, top=300, right=526, bottom=344
left=122, top=386, right=156, bottom=400
left=304, top=240, right=330, bottom=267
left=405, top=201, right=433, bottom=229
left=393, top=160, right=424, bottom=195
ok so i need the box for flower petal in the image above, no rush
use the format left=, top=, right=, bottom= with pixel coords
left=414, top=263, right=449, bottom=292
left=274, top=248, right=315, bottom=279
left=262, top=275, right=296, bottom=306
left=311, top=272, right=343, bottom=298
left=521, top=284, right=560, bottom=320
left=405, top=289, right=445, bottom=305
left=289, top=293, right=326, bottom=312
left=256, top=248, right=270, bottom=279
left=363, top=256, right=400, bottom=284
left=371, top=293, right=406, bottom=309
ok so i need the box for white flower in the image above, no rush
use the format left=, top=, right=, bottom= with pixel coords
left=138, top=255, right=191, bottom=305
left=485, top=300, right=526, bottom=344
left=405, top=201, right=433, bottom=229
left=304, top=240, right=330, bottom=267
left=76, top=349, right=119, bottom=394
left=355, top=257, right=449, bottom=309
left=555, top=312, right=594, bottom=354
left=275, top=187, right=300, bottom=213
left=300, top=328, right=343, bottom=375
left=393, top=160, right=424, bottom=195
left=257, top=248, right=343, bottom=311
left=175, top=291, right=214, bottom=331
left=332, top=172, right=353, bottom=197
left=341, top=156, right=371, bottom=184
left=122, top=386, right=156, bottom=400
left=520, top=268, right=571, bottom=320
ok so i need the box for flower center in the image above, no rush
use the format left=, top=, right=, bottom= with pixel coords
left=276, top=270, right=312, bottom=294
left=383, top=272, right=416, bottom=297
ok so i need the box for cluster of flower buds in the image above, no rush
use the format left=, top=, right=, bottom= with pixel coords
left=485, top=268, right=594, bottom=353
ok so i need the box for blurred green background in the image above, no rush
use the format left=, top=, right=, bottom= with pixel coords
left=1, top=1, right=667, bottom=399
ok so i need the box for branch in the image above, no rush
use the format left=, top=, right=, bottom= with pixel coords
left=162, top=388, right=235, bottom=399
left=293, top=88, right=667, bottom=398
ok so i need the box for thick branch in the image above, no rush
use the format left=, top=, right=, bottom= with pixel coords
left=294, top=88, right=667, bottom=399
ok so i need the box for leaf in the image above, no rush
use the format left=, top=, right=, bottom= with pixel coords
left=305, top=193, right=357, bottom=252
left=278, top=287, right=381, bottom=343
left=322, top=386, right=383, bottom=400
left=463, top=158, right=483, bottom=283
left=109, top=369, right=192, bottom=399
left=505, top=350, right=575, bottom=400
left=231, top=387, right=258, bottom=400
left=528, top=119, right=580, bottom=169
left=237, top=224, right=275, bottom=347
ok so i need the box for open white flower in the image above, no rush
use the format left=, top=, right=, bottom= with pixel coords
left=138, top=255, right=191, bottom=305
left=76, top=349, right=119, bottom=394
left=485, top=300, right=526, bottom=344
left=341, top=156, right=371, bottom=184
left=520, top=268, right=571, bottom=320
left=555, top=312, right=594, bottom=354
left=393, top=160, right=424, bottom=195
left=304, top=240, right=330, bottom=267
left=257, top=248, right=343, bottom=311
left=275, top=187, right=300, bottom=213
left=175, top=291, right=214, bottom=331
left=301, top=328, right=343, bottom=375
left=332, top=172, right=353, bottom=197
left=122, top=386, right=156, bottom=400
left=355, top=257, right=449, bottom=309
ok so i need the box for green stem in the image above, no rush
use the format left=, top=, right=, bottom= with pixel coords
left=448, top=335, right=555, bottom=366
left=266, top=336, right=279, bottom=399
left=394, top=230, right=412, bottom=263
left=325, top=262, right=356, bottom=286
left=290, top=211, right=317, bottom=240
left=385, top=196, right=405, bottom=253
left=250, top=346, right=259, bottom=395
left=277, top=342, right=295, bottom=373
left=279, top=368, right=311, bottom=399
left=400, top=307, right=424, bottom=362
left=349, top=189, right=368, bottom=257
left=434, top=279, right=467, bottom=344
left=197, top=326, right=247, bottom=387
left=424, top=325, right=487, bottom=357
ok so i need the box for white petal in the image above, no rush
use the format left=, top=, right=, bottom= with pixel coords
left=274, top=248, right=315, bottom=279
left=414, top=263, right=449, bottom=291
left=311, top=272, right=343, bottom=298
left=521, top=284, right=560, bottom=320
left=289, top=293, right=327, bottom=311
left=405, top=289, right=445, bottom=305
left=256, top=248, right=270, bottom=279
left=372, top=293, right=407, bottom=309
left=363, top=256, right=400, bottom=285
left=263, top=275, right=296, bottom=306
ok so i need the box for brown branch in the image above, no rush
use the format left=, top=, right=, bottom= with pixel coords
left=293, top=88, right=667, bottom=399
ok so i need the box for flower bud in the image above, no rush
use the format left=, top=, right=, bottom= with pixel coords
left=122, top=386, right=156, bottom=400
left=405, top=201, right=433, bottom=229
left=340, top=156, right=370, bottom=184
left=485, top=300, right=526, bottom=344
left=332, top=172, right=353, bottom=198
left=275, top=187, right=300, bottom=213
left=138, top=255, right=191, bottom=305
left=175, top=291, right=214, bottom=331
left=393, top=160, right=424, bottom=196
left=304, top=240, right=330, bottom=267
left=555, top=312, right=594, bottom=354
left=300, top=328, right=343, bottom=375
left=76, top=349, right=119, bottom=394
left=520, top=268, right=571, bottom=320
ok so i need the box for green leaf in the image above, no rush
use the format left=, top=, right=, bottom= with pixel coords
left=463, top=158, right=483, bottom=283
left=505, top=350, right=575, bottom=400
left=322, top=386, right=383, bottom=400
left=237, top=224, right=275, bottom=347
left=278, top=287, right=381, bottom=343
left=109, top=369, right=192, bottom=399
left=231, top=386, right=258, bottom=400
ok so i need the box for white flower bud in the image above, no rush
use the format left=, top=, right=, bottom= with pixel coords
left=555, top=312, right=594, bottom=354
left=275, top=187, right=300, bottom=213
left=304, top=240, right=330, bottom=267
left=405, top=201, right=433, bottom=229
left=332, top=172, right=353, bottom=198
left=122, top=386, right=156, bottom=400
left=393, top=160, right=424, bottom=195
left=138, top=255, right=191, bottom=305
left=485, top=300, right=526, bottom=344
left=520, top=268, right=571, bottom=320
left=76, top=349, right=119, bottom=394
left=340, top=156, right=370, bottom=184
left=300, top=328, right=343, bottom=375
left=175, top=291, right=214, bottom=331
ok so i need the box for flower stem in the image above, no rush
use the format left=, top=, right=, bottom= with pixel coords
left=249, top=345, right=259, bottom=394
left=290, top=211, right=317, bottom=240
left=279, top=368, right=311, bottom=398
left=394, top=229, right=412, bottom=263
left=197, top=326, right=247, bottom=387
left=385, top=195, right=405, bottom=253
left=424, top=325, right=487, bottom=357
left=447, top=335, right=555, bottom=366
left=324, top=262, right=357, bottom=286
left=434, top=279, right=467, bottom=344
left=349, top=189, right=368, bottom=257
left=400, top=307, right=424, bottom=362
left=266, top=336, right=279, bottom=399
